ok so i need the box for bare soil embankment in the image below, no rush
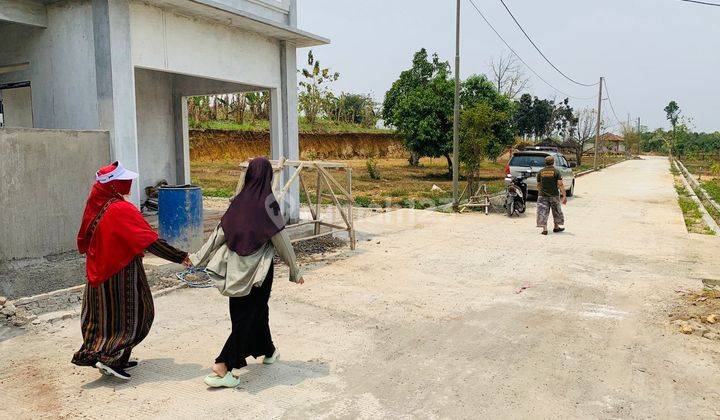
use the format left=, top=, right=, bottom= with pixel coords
left=190, top=129, right=407, bottom=162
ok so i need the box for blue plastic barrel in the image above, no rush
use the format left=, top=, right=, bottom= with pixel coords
left=158, top=185, right=204, bottom=251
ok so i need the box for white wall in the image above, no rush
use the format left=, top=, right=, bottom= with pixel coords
left=0, top=2, right=99, bottom=130
left=129, top=2, right=281, bottom=89
left=1, top=86, right=33, bottom=127
left=210, top=0, right=290, bottom=24
left=134, top=68, right=177, bottom=196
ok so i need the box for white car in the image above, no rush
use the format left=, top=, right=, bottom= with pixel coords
left=504, top=150, right=576, bottom=197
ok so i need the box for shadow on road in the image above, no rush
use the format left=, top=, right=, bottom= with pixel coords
left=81, top=358, right=204, bottom=389
left=232, top=359, right=330, bottom=394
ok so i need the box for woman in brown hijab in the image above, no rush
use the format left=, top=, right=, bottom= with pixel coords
left=190, top=157, right=304, bottom=388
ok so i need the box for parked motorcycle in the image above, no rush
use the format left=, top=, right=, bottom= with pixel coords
left=504, top=169, right=532, bottom=217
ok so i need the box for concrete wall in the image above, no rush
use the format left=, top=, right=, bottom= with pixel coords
left=1, top=86, right=33, bottom=127
left=0, top=2, right=100, bottom=130
left=134, top=68, right=177, bottom=192
left=129, top=2, right=281, bottom=89
left=0, top=128, right=110, bottom=261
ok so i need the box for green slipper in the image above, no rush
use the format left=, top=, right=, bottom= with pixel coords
left=263, top=350, right=280, bottom=365
left=204, top=372, right=240, bottom=388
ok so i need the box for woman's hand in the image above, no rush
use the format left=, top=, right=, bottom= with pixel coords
left=296, top=276, right=305, bottom=285
left=182, top=257, right=193, bottom=268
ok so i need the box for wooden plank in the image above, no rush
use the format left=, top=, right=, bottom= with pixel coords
left=314, top=167, right=322, bottom=234
left=298, top=174, right=317, bottom=220
left=319, top=171, right=350, bottom=226
left=239, top=159, right=347, bottom=169
left=317, top=165, right=351, bottom=198
left=290, top=229, right=347, bottom=243
left=276, top=162, right=305, bottom=202
left=286, top=220, right=321, bottom=228
left=318, top=221, right=347, bottom=230
left=346, top=167, right=356, bottom=250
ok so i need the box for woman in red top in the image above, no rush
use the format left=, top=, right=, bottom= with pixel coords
left=72, top=161, right=190, bottom=380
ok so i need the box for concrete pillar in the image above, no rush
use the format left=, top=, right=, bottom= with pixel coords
left=172, top=91, right=191, bottom=184
left=92, top=0, right=141, bottom=204
left=278, top=40, right=300, bottom=220
left=287, top=0, right=297, bottom=26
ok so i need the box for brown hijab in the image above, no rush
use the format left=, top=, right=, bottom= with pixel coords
left=220, top=157, right=285, bottom=256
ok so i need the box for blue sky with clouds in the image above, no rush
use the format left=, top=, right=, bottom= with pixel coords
left=297, top=0, right=720, bottom=132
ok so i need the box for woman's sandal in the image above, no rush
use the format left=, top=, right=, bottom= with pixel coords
left=263, top=350, right=280, bottom=365
left=204, top=371, right=240, bottom=388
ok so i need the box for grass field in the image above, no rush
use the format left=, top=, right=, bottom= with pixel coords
left=681, top=156, right=720, bottom=178
left=191, top=154, right=632, bottom=209
left=681, top=156, right=720, bottom=203
left=191, top=157, right=507, bottom=209
left=674, top=182, right=714, bottom=235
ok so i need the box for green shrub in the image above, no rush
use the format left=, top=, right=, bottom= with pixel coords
left=354, top=195, right=372, bottom=207
left=702, top=180, right=720, bottom=202
left=366, top=157, right=381, bottom=180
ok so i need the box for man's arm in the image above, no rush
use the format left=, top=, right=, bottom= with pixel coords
left=557, top=179, right=567, bottom=204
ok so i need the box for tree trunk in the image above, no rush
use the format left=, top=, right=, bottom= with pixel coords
left=408, top=151, right=420, bottom=166
left=444, top=153, right=453, bottom=178
left=576, top=147, right=583, bottom=166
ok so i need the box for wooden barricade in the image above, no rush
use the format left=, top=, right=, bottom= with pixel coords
left=235, top=158, right=356, bottom=250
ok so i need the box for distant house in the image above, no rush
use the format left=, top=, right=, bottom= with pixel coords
left=585, top=133, right=626, bottom=153
left=599, top=133, right=625, bottom=153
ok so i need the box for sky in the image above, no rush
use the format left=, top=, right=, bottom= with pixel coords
left=296, top=0, right=720, bottom=133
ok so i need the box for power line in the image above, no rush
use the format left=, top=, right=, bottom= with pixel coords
left=496, top=0, right=599, bottom=87
left=466, top=0, right=596, bottom=101
left=601, top=79, right=624, bottom=127
left=678, top=0, right=720, bottom=6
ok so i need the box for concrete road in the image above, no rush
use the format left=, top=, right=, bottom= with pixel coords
left=2, top=156, right=720, bottom=419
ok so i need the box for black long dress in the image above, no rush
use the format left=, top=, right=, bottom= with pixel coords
left=215, top=261, right=276, bottom=370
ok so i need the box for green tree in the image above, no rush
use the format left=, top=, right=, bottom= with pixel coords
left=299, top=50, right=339, bottom=124
left=514, top=93, right=534, bottom=139
left=460, top=74, right=515, bottom=161
left=460, top=101, right=509, bottom=191
left=664, top=101, right=680, bottom=129
left=383, top=49, right=454, bottom=170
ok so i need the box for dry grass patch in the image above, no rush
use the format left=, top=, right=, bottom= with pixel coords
left=190, top=157, right=507, bottom=208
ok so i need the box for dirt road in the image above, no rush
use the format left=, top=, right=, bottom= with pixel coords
left=2, top=156, right=719, bottom=418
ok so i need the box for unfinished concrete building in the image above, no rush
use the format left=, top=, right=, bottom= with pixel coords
left=0, top=0, right=327, bottom=291
left=0, top=0, right=327, bottom=202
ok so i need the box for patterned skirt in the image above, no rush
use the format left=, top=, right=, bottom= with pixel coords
left=72, top=256, right=154, bottom=368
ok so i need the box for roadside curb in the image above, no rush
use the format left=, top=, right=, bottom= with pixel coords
left=673, top=159, right=720, bottom=235
left=576, top=156, right=631, bottom=178
left=676, top=159, right=720, bottom=215
left=2, top=282, right=189, bottom=329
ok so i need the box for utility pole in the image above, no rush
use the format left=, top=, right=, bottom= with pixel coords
left=637, top=117, right=641, bottom=155
left=593, top=76, right=603, bottom=170
left=452, top=0, right=461, bottom=211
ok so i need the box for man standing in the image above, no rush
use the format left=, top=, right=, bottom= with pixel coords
left=536, top=155, right=566, bottom=235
